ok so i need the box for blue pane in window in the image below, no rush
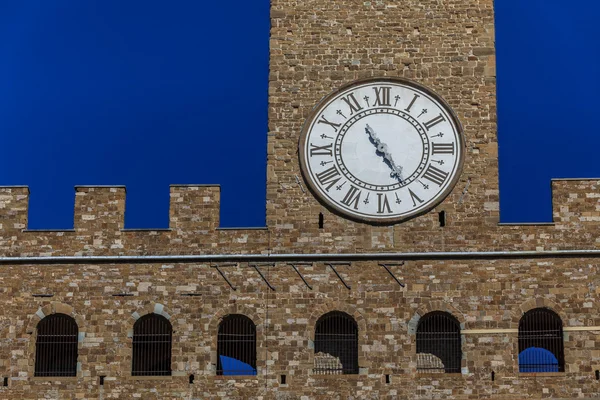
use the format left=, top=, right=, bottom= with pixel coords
left=219, top=355, right=257, bottom=376
left=519, top=347, right=559, bottom=372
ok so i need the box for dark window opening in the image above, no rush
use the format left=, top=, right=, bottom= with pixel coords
left=318, top=213, right=324, bottom=229
left=3, top=377, right=7, bottom=387
left=280, top=374, right=286, bottom=384
left=416, top=311, right=461, bottom=373
left=34, top=313, right=78, bottom=377
left=99, top=375, right=105, bottom=385
left=491, top=371, right=495, bottom=381
left=217, top=314, right=257, bottom=376
left=518, top=308, right=564, bottom=373
left=385, top=374, right=390, bottom=384
left=189, top=374, right=195, bottom=384
left=132, top=314, right=172, bottom=376
left=438, top=211, right=446, bottom=227
left=314, top=311, right=359, bottom=375
left=596, top=370, right=599, bottom=380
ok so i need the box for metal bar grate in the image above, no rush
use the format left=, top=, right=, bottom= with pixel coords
left=314, top=311, right=358, bottom=375
left=217, top=314, right=257, bottom=376
left=416, top=311, right=461, bottom=373
left=518, top=308, right=564, bottom=372
left=132, top=314, right=172, bottom=376
left=34, top=314, right=78, bottom=377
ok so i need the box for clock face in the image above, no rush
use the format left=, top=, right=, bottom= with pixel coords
left=299, top=77, right=464, bottom=224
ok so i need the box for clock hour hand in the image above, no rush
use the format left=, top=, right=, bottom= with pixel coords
left=365, top=124, right=404, bottom=182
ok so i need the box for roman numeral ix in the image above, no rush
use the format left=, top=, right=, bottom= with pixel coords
left=309, top=143, right=333, bottom=156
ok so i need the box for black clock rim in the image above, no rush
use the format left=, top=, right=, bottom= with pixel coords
left=298, top=76, right=466, bottom=225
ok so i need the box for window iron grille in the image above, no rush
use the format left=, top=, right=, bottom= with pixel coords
left=314, top=311, right=359, bottom=375
left=217, top=314, right=257, bottom=376
left=34, top=313, right=78, bottom=377
left=416, top=311, right=462, bottom=373
left=518, top=308, right=564, bottom=373
left=132, top=314, right=172, bottom=376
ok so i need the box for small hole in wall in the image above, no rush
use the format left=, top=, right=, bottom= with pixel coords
left=280, top=374, right=287, bottom=384
left=491, top=371, right=495, bottom=381
left=596, top=370, right=599, bottom=380
left=318, top=213, right=324, bottom=229
left=439, top=211, right=446, bottom=227
left=385, top=374, right=390, bottom=384
left=3, top=377, right=7, bottom=387
left=99, top=375, right=105, bottom=386
left=346, top=27, right=352, bottom=35
left=189, top=374, right=195, bottom=384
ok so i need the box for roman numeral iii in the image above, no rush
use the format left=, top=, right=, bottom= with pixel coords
left=431, top=142, right=455, bottom=155
left=372, top=86, right=391, bottom=107
left=315, top=166, right=341, bottom=192
left=422, top=164, right=449, bottom=186
left=309, top=143, right=333, bottom=156
left=341, top=185, right=362, bottom=210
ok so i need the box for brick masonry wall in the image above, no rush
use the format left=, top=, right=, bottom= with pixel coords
left=0, top=259, right=599, bottom=399
left=1, top=0, right=600, bottom=398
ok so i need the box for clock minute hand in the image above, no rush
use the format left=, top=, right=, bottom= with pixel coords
left=365, top=124, right=404, bottom=181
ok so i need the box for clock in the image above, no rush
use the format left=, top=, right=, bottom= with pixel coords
left=299, top=77, right=465, bottom=224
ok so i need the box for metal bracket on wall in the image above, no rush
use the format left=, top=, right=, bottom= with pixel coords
left=379, top=262, right=406, bottom=287
left=326, top=262, right=351, bottom=290
left=250, top=263, right=276, bottom=291
left=288, top=262, right=313, bottom=290
left=212, top=263, right=238, bottom=291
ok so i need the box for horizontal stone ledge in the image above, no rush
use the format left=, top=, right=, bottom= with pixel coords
left=4, top=248, right=600, bottom=264
left=462, top=326, right=600, bottom=334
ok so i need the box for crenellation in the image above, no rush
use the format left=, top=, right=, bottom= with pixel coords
left=74, top=186, right=126, bottom=233
left=0, top=187, right=29, bottom=232
left=169, top=185, right=220, bottom=233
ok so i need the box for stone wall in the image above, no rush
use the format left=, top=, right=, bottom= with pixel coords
left=0, top=258, right=599, bottom=399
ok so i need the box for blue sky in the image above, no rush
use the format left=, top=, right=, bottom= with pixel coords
left=0, top=1, right=598, bottom=229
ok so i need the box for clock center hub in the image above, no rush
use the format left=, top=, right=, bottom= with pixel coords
left=335, top=109, right=429, bottom=191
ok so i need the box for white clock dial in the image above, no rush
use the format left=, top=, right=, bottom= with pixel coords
left=299, top=77, right=464, bottom=224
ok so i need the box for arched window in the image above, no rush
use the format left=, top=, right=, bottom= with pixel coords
left=314, top=311, right=358, bottom=375
left=416, top=311, right=462, bottom=373
left=518, top=308, right=564, bottom=372
left=217, top=314, right=257, bottom=376
left=132, top=314, right=172, bottom=376
left=34, top=313, right=78, bottom=377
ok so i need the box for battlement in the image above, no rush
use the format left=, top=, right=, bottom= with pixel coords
left=1, top=178, right=600, bottom=257
left=0, top=185, right=222, bottom=233
left=0, top=185, right=269, bottom=257
left=551, top=178, right=600, bottom=225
